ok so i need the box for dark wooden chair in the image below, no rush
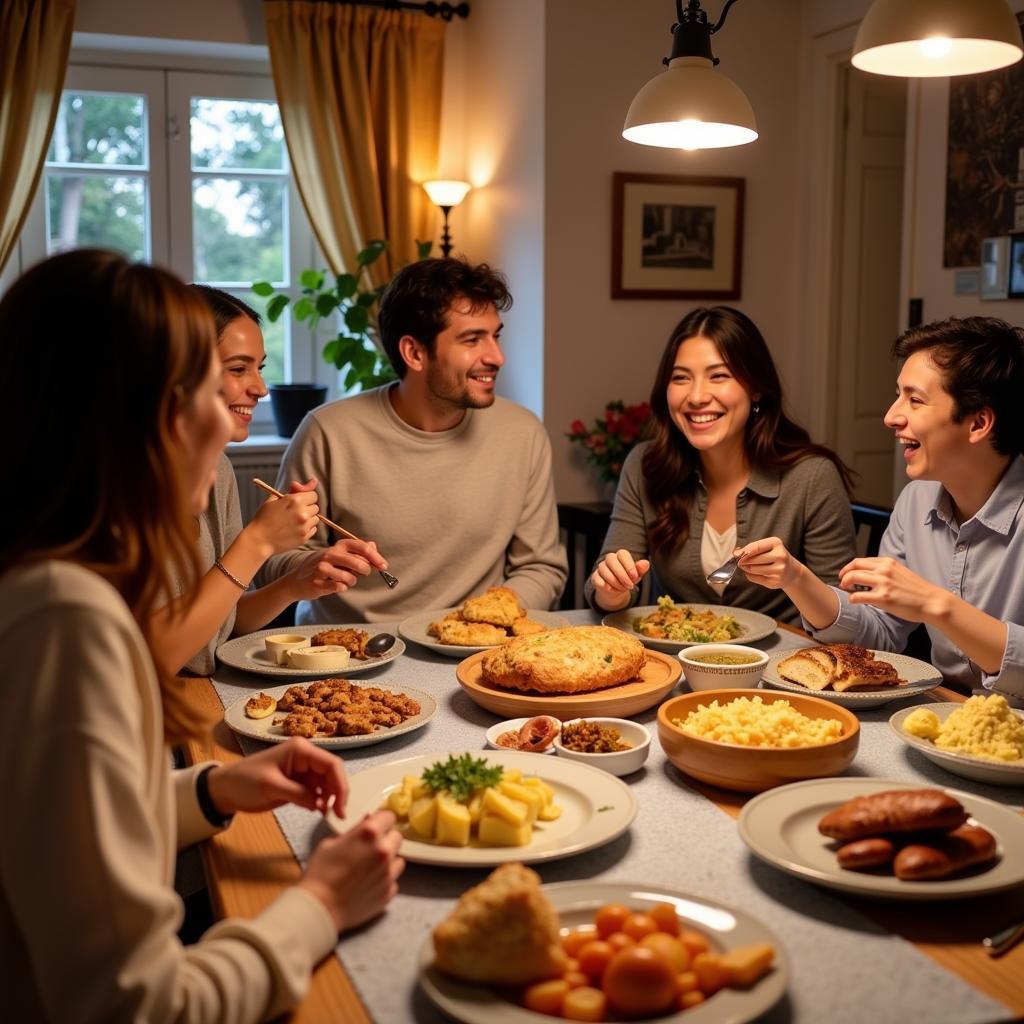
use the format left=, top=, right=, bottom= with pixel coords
left=557, top=501, right=612, bottom=610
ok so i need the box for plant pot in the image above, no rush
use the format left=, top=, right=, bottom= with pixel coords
left=268, top=384, right=328, bottom=438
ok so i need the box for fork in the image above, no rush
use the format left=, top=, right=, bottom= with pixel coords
left=705, top=554, right=740, bottom=587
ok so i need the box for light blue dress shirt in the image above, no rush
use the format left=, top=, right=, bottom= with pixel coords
left=806, top=455, right=1024, bottom=704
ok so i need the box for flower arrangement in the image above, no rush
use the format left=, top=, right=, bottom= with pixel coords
left=567, top=400, right=653, bottom=485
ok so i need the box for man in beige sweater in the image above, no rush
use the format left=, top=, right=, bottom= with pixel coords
left=262, top=258, right=567, bottom=623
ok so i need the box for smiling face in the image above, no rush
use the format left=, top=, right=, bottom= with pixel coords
left=218, top=315, right=268, bottom=441
left=667, top=334, right=754, bottom=461
left=423, top=298, right=505, bottom=410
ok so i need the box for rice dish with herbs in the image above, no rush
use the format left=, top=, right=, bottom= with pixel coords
left=633, top=596, right=743, bottom=643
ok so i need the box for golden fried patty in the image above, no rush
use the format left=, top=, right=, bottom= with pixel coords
left=480, top=625, right=645, bottom=694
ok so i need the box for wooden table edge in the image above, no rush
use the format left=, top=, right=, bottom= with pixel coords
left=179, top=678, right=371, bottom=1024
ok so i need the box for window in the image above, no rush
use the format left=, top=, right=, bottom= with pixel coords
left=16, top=61, right=322, bottom=424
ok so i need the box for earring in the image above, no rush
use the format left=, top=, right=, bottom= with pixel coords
left=752, top=402, right=761, bottom=414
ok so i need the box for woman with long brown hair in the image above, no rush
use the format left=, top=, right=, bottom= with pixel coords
left=587, top=306, right=856, bottom=624
left=0, top=250, right=403, bottom=1021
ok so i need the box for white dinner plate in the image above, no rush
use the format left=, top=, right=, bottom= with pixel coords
left=738, top=777, right=1024, bottom=900
left=484, top=718, right=558, bottom=754
left=398, top=607, right=570, bottom=658
left=603, top=603, right=776, bottom=651
left=216, top=624, right=404, bottom=677
left=223, top=681, right=436, bottom=750
left=760, top=649, right=942, bottom=709
left=326, top=748, right=637, bottom=866
left=889, top=703, right=1024, bottom=787
left=418, top=880, right=788, bottom=1024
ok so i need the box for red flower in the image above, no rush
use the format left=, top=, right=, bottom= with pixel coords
left=569, top=419, right=586, bottom=436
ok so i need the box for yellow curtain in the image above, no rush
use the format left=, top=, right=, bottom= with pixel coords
left=265, top=1, right=446, bottom=283
left=0, top=0, right=76, bottom=274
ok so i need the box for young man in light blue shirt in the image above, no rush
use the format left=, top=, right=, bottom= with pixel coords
left=736, top=316, right=1024, bottom=704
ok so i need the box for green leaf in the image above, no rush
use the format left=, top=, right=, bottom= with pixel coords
left=356, top=290, right=378, bottom=308
left=415, top=239, right=433, bottom=260
left=315, top=293, right=338, bottom=317
left=357, top=240, right=388, bottom=266
left=300, top=269, right=324, bottom=290
left=251, top=281, right=275, bottom=297
left=321, top=338, right=343, bottom=366
left=266, top=294, right=290, bottom=322
left=334, top=272, right=358, bottom=299
left=293, top=296, right=314, bottom=322
left=344, top=304, right=370, bottom=334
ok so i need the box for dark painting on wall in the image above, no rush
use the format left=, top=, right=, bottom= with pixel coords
left=945, top=13, right=1024, bottom=267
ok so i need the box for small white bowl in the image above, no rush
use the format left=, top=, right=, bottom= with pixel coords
left=553, top=717, right=651, bottom=776
left=485, top=717, right=559, bottom=754
left=678, top=644, right=769, bottom=691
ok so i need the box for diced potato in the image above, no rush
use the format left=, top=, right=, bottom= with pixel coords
left=435, top=792, right=471, bottom=846
left=478, top=813, right=532, bottom=846
left=401, top=774, right=429, bottom=800
left=386, top=788, right=413, bottom=816
left=466, top=792, right=484, bottom=824
left=720, top=943, right=775, bottom=988
left=520, top=776, right=554, bottom=800
left=499, top=780, right=542, bottom=822
left=482, top=786, right=530, bottom=826
left=501, top=769, right=523, bottom=783
left=407, top=795, right=437, bottom=839
left=537, top=802, right=563, bottom=821
left=522, top=979, right=569, bottom=1015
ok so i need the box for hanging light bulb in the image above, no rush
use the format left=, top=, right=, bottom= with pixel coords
left=852, top=0, right=1022, bottom=78
left=623, top=0, right=757, bottom=151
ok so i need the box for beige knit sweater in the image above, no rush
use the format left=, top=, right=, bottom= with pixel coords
left=0, top=561, right=336, bottom=1023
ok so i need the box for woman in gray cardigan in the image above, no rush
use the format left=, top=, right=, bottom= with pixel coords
left=588, top=307, right=855, bottom=625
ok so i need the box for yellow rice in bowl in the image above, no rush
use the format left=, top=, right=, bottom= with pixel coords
left=674, top=694, right=844, bottom=749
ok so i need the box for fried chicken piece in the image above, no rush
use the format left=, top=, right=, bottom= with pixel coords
left=509, top=617, right=548, bottom=637
left=432, top=863, right=567, bottom=984
left=277, top=685, right=310, bottom=711
left=379, top=692, right=421, bottom=717
left=312, top=628, right=370, bottom=659
left=281, top=709, right=332, bottom=737
left=433, top=618, right=509, bottom=647
left=333, top=713, right=376, bottom=736
left=461, top=586, right=525, bottom=627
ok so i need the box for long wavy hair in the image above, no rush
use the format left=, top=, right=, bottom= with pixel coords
left=642, top=307, right=854, bottom=554
left=0, top=250, right=217, bottom=742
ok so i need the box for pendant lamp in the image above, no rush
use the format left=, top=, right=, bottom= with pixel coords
left=852, top=0, right=1022, bottom=78
left=623, top=0, right=757, bottom=151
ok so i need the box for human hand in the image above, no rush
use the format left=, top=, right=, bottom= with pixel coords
left=590, top=549, right=651, bottom=596
left=289, top=538, right=389, bottom=598
left=300, top=809, right=405, bottom=933
left=735, top=537, right=806, bottom=591
left=838, top=557, right=947, bottom=623
left=205, top=737, right=348, bottom=817
left=247, top=478, right=320, bottom=558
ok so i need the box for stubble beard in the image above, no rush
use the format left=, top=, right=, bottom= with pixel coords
left=425, top=363, right=496, bottom=411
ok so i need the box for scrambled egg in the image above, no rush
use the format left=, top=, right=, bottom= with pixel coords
left=675, top=695, right=844, bottom=748
left=903, top=695, right=1024, bottom=763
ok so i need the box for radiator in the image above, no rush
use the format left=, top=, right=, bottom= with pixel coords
left=225, top=442, right=287, bottom=525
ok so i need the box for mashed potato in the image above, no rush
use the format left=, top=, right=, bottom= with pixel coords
left=675, top=695, right=844, bottom=748
left=903, top=695, right=1024, bottom=762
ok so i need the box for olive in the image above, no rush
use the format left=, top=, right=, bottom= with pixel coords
left=365, top=632, right=396, bottom=656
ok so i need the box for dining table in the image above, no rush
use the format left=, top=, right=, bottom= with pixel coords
left=179, top=610, right=1024, bottom=1023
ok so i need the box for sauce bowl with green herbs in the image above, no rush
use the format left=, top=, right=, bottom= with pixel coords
left=678, top=643, right=770, bottom=692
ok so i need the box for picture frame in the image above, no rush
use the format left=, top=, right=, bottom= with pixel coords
left=980, top=235, right=1009, bottom=300
left=1008, top=233, right=1024, bottom=299
left=611, top=172, right=744, bottom=300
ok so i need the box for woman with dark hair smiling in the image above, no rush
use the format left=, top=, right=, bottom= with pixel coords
left=587, top=306, right=856, bottom=624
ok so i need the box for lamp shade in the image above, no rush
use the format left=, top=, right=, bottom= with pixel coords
left=423, top=179, right=471, bottom=208
left=852, top=0, right=1022, bottom=77
left=623, top=56, right=758, bottom=150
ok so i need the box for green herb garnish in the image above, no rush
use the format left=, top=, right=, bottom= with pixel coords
left=597, top=804, right=614, bottom=812
left=603, top=653, right=613, bottom=663
left=421, top=753, right=503, bottom=802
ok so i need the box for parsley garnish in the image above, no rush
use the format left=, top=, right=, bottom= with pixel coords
left=603, top=653, right=613, bottom=663
left=421, top=753, right=503, bottom=802
left=597, top=804, right=614, bottom=812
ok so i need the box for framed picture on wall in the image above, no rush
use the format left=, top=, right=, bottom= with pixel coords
left=611, top=172, right=744, bottom=300
left=1008, top=233, right=1024, bottom=299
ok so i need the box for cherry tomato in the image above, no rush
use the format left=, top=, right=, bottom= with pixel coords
left=679, top=928, right=710, bottom=959
left=522, top=979, right=570, bottom=1015
left=649, top=902, right=681, bottom=935
left=622, top=912, right=659, bottom=942
left=577, top=939, right=614, bottom=981
left=562, top=985, right=607, bottom=1021
left=602, top=946, right=677, bottom=1017
left=593, top=902, right=631, bottom=938
left=640, top=932, right=690, bottom=974
left=563, top=925, right=599, bottom=957
left=606, top=932, right=636, bottom=953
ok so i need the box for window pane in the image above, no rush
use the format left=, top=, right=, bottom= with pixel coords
left=46, top=174, right=146, bottom=259
left=243, top=289, right=287, bottom=386
left=192, top=178, right=286, bottom=285
left=47, top=92, right=146, bottom=167
left=190, top=99, right=286, bottom=172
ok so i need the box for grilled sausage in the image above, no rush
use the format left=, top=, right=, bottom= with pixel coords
left=836, top=837, right=897, bottom=870
left=893, top=825, right=997, bottom=880
left=818, top=789, right=968, bottom=841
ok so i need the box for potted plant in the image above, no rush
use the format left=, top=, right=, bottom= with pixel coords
left=253, top=239, right=432, bottom=436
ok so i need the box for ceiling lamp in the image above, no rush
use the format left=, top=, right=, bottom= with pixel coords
left=852, top=0, right=1023, bottom=78
left=623, top=0, right=757, bottom=151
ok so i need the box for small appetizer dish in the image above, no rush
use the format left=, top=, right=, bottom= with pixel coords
left=552, top=717, right=651, bottom=776
left=678, top=643, right=769, bottom=691
left=486, top=716, right=561, bottom=754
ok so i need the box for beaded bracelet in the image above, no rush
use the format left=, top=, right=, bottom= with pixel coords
left=213, top=559, right=247, bottom=590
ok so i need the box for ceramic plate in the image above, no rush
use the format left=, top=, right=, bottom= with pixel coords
left=326, top=749, right=637, bottom=867
left=398, top=608, right=570, bottom=657
left=456, top=648, right=682, bottom=720
left=485, top=717, right=558, bottom=754
left=223, top=681, right=436, bottom=750
left=760, top=649, right=942, bottom=709
left=889, top=703, right=1024, bottom=787
left=216, top=624, right=404, bottom=677
left=418, top=880, right=788, bottom=1024
left=738, top=777, right=1024, bottom=900
left=603, top=603, right=776, bottom=652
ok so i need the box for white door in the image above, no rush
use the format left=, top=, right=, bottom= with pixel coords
left=831, top=67, right=907, bottom=506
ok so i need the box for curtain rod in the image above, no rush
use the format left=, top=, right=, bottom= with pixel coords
left=274, top=0, right=470, bottom=19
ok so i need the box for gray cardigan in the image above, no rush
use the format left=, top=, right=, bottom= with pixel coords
left=584, top=442, right=856, bottom=625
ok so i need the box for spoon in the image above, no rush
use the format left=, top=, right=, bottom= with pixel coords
left=705, top=554, right=740, bottom=587
left=365, top=632, right=396, bottom=657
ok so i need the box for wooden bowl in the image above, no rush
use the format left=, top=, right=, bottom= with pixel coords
left=657, top=689, right=860, bottom=793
